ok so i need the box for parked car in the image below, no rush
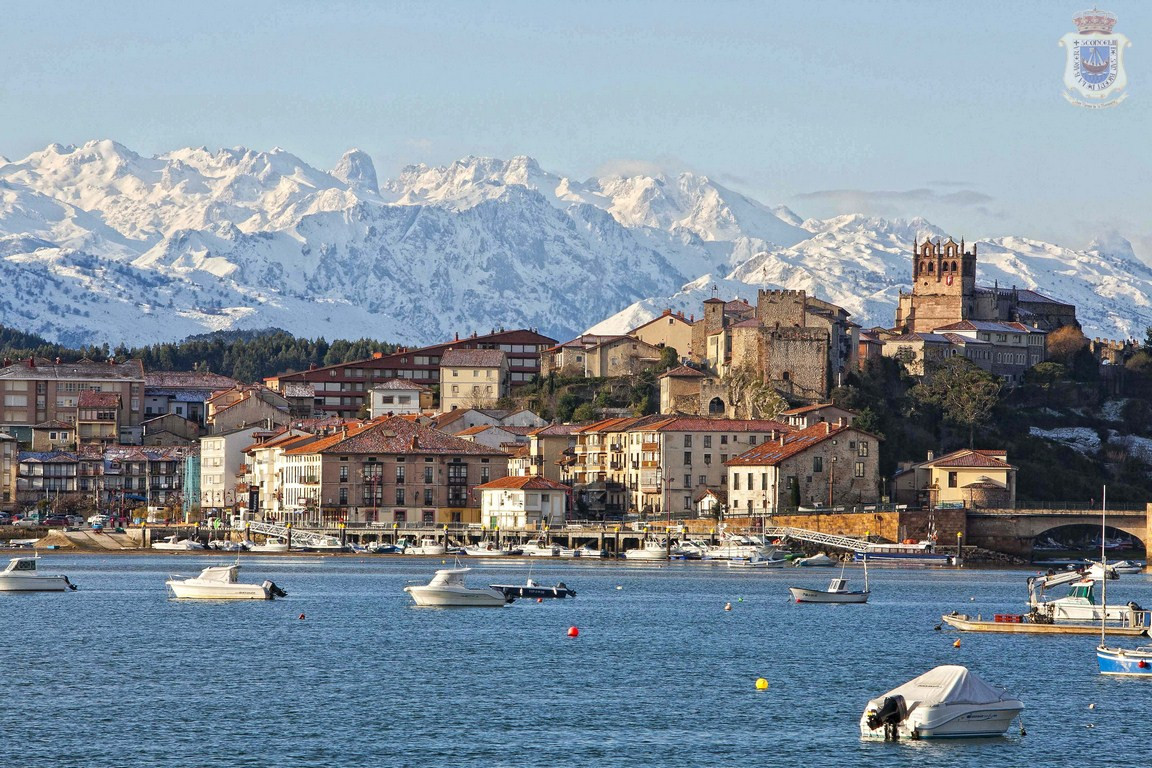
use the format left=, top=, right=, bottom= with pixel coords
left=0, top=512, right=13, bottom=525
left=43, top=515, right=71, bottom=528
left=14, top=515, right=45, bottom=528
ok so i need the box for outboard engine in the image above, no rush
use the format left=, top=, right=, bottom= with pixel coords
left=63, top=576, right=78, bottom=591
left=865, top=695, right=908, bottom=740
left=263, top=580, right=288, bottom=598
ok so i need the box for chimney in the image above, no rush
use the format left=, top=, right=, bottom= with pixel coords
left=28, top=357, right=35, bottom=369
left=825, top=422, right=831, bottom=435
left=410, top=435, right=418, bottom=450
left=372, top=352, right=383, bottom=359
left=54, top=357, right=61, bottom=365
left=779, top=433, right=785, bottom=446
left=927, top=450, right=935, bottom=461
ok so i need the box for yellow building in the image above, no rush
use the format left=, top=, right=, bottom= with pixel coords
left=892, top=449, right=1017, bottom=509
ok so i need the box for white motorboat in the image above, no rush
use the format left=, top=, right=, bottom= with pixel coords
left=861, top=665, right=1024, bottom=740
left=462, top=540, right=513, bottom=557
left=1033, top=577, right=1138, bottom=623
left=403, top=567, right=509, bottom=607
left=675, top=540, right=709, bottom=560
left=403, top=537, right=448, bottom=556
left=727, top=552, right=790, bottom=568
left=1083, top=561, right=1119, bottom=580
left=519, top=538, right=560, bottom=557
left=0, top=556, right=78, bottom=592
left=165, top=563, right=287, bottom=600
left=623, top=539, right=671, bottom=561
left=794, top=553, right=838, bottom=567
left=207, top=539, right=246, bottom=552
left=152, top=535, right=205, bottom=551
left=575, top=543, right=604, bottom=559
left=1112, top=560, right=1145, bottom=574
left=302, top=535, right=346, bottom=552
left=246, top=539, right=290, bottom=553
left=706, top=535, right=776, bottom=561
left=789, top=559, right=869, bottom=603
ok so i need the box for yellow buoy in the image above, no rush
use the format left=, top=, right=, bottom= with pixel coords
left=755, top=678, right=769, bottom=690
left=724, top=602, right=732, bottom=611
left=953, top=639, right=961, bottom=648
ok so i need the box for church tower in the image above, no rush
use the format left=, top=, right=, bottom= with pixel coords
left=895, top=237, right=977, bottom=332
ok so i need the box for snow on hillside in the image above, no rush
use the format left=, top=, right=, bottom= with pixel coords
left=0, top=140, right=1148, bottom=347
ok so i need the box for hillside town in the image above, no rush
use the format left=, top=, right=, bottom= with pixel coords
left=2, top=238, right=1125, bottom=541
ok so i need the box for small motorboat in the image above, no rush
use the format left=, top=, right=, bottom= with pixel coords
left=794, top=553, right=838, bottom=567
left=403, top=537, right=448, bottom=556
left=165, top=564, right=287, bottom=600
left=246, top=539, right=290, bottom=553
left=519, top=538, right=560, bottom=557
left=403, top=567, right=510, bottom=607
left=152, top=535, right=205, bottom=551
left=623, top=539, right=671, bottom=561
left=1097, top=644, right=1152, bottom=675
left=462, top=540, right=513, bottom=557
left=0, top=556, right=78, bottom=592
left=727, top=552, right=790, bottom=569
left=790, top=558, right=869, bottom=603
left=861, top=665, right=1024, bottom=740
left=575, top=543, right=604, bottom=559
left=1112, top=560, right=1145, bottom=574
left=207, top=539, right=246, bottom=552
left=367, top=541, right=402, bottom=554
left=489, top=578, right=577, bottom=600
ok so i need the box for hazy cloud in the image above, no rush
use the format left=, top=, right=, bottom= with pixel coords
left=795, top=187, right=994, bottom=207
left=594, top=158, right=674, bottom=179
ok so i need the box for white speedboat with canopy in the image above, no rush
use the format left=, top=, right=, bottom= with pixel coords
left=0, top=556, right=78, bottom=592
left=404, top=567, right=510, bottom=607
left=165, top=564, right=287, bottom=600
left=861, top=665, right=1023, bottom=740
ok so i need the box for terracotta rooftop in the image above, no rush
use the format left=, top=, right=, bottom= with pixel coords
left=781, top=403, right=837, bottom=416
left=78, top=391, right=121, bottom=408
left=145, top=371, right=239, bottom=390
left=641, top=417, right=792, bottom=434
left=33, top=419, right=73, bottom=430
left=921, top=449, right=1015, bottom=470
left=441, top=348, right=507, bottom=368
left=529, top=424, right=582, bottom=436
left=286, top=416, right=506, bottom=457
left=371, top=378, right=431, bottom=392
left=725, top=423, right=866, bottom=466
left=475, top=475, right=569, bottom=491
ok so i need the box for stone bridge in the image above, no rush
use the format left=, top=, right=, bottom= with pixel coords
left=965, top=505, right=1151, bottom=559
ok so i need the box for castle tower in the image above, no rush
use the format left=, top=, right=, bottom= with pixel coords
left=896, top=237, right=977, bottom=332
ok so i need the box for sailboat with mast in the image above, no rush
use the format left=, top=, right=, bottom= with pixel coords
left=1096, top=488, right=1152, bottom=675
left=788, top=554, right=870, bottom=603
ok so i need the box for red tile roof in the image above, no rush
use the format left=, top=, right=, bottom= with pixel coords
left=475, top=475, right=570, bottom=491
left=659, top=365, right=706, bottom=379
left=922, top=449, right=1014, bottom=469
left=780, top=403, right=836, bottom=416
left=289, top=416, right=507, bottom=457
left=441, top=348, right=507, bottom=368
left=725, top=423, right=866, bottom=466
left=145, top=371, right=239, bottom=389
left=646, top=417, right=792, bottom=434
left=78, top=391, right=120, bottom=408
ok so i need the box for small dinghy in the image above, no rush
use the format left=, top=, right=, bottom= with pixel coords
left=861, top=665, right=1023, bottom=740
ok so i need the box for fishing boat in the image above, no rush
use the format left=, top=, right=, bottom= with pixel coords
left=789, top=557, right=869, bottom=603
left=165, top=564, right=287, bottom=600
left=0, top=556, right=78, bottom=592
left=403, top=567, right=509, bottom=607
left=861, top=665, right=1024, bottom=740
left=1097, top=489, right=1152, bottom=675
left=152, top=535, right=205, bottom=551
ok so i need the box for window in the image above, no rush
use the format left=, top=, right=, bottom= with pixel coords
left=396, top=466, right=405, bottom=483
left=684, top=451, right=692, bottom=466
left=733, top=474, right=740, bottom=491
left=720, top=435, right=728, bottom=445
left=721, top=454, right=728, bottom=464
left=704, top=436, right=712, bottom=448
left=813, top=456, right=823, bottom=473
left=424, top=466, right=434, bottom=484
left=698, top=475, right=706, bottom=485
left=746, top=472, right=752, bottom=490
left=749, top=435, right=757, bottom=445
left=761, top=473, right=767, bottom=491
left=703, top=454, right=712, bottom=465
left=948, top=471, right=958, bottom=488
left=683, top=495, right=691, bottom=510
left=684, top=474, right=691, bottom=488
left=480, top=466, right=490, bottom=483
left=854, top=462, right=865, bottom=478
left=339, top=465, right=348, bottom=482
left=339, top=487, right=348, bottom=505
left=396, top=488, right=406, bottom=505
left=684, top=435, right=692, bottom=448
left=858, top=441, right=869, bottom=457
left=424, top=488, right=434, bottom=505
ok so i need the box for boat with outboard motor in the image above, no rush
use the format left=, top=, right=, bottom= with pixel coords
left=727, top=551, right=790, bottom=568
left=794, top=553, right=838, bottom=567
left=0, top=556, right=78, bottom=592
left=789, top=557, right=869, bottom=603
left=1112, top=560, right=1145, bottom=574
left=165, top=563, right=287, bottom=600
left=403, top=537, right=448, bottom=556
left=1096, top=489, right=1152, bottom=675
left=489, top=578, right=577, bottom=600
left=853, top=540, right=953, bottom=565
left=519, top=538, right=561, bottom=557
left=246, top=539, right=290, bottom=553
left=403, top=567, right=510, bottom=607
left=861, top=665, right=1024, bottom=740
left=152, top=535, right=205, bottom=551
left=462, top=540, right=513, bottom=557
left=623, top=539, right=674, bottom=561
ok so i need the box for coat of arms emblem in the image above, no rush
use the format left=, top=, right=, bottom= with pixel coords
left=1059, top=8, right=1131, bottom=108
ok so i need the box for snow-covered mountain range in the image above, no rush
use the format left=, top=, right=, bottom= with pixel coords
left=0, top=140, right=1147, bottom=347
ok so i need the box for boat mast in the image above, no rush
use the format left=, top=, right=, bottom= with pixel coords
left=1100, top=486, right=1107, bottom=647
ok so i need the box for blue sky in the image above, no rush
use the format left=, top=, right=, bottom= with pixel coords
left=2, top=0, right=1147, bottom=253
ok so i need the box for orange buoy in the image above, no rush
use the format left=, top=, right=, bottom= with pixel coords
left=537, top=597, right=543, bottom=603
left=953, top=639, right=961, bottom=648
left=298, top=613, right=306, bottom=620
left=567, top=626, right=579, bottom=637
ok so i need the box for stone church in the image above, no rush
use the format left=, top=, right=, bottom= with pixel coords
left=894, top=237, right=1078, bottom=334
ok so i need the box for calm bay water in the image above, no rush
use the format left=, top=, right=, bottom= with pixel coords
left=2, top=554, right=1150, bottom=768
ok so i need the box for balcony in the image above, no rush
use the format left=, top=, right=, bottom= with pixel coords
left=236, top=464, right=250, bottom=477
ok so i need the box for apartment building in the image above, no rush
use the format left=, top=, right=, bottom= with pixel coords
left=439, top=349, right=509, bottom=413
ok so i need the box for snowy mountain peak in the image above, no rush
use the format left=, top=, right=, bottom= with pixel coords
left=331, top=148, right=379, bottom=195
